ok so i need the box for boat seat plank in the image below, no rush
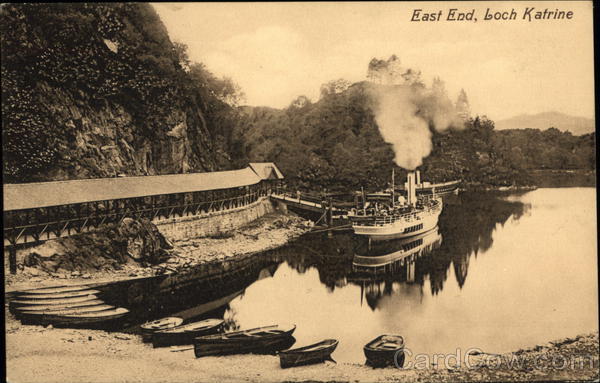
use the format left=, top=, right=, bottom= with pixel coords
left=297, top=345, right=326, bottom=351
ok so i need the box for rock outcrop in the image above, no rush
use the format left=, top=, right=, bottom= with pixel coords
left=2, top=3, right=231, bottom=182
left=19, top=218, right=173, bottom=275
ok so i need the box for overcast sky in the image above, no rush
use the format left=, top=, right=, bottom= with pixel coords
left=153, top=1, right=594, bottom=121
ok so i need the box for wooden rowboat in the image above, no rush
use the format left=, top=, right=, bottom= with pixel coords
left=12, top=299, right=105, bottom=312
left=194, top=324, right=296, bottom=358
left=9, top=295, right=100, bottom=312
left=19, top=285, right=96, bottom=294
left=364, top=334, right=405, bottom=368
left=15, top=290, right=101, bottom=300
left=152, top=318, right=224, bottom=348
left=19, top=304, right=115, bottom=315
left=17, top=305, right=115, bottom=323
left=279, top=339, right=338, bottom=368
left=140, top=317, right=183, bottom=342
left=22, top=308, right=129, bottom=326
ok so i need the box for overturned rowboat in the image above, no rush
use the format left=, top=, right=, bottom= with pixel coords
left=19, top=285, right=98, bottom=295
left=9, top=295, right=100, bottom=312
left=152, top=318, right=224, bottom=348
left=140, top=317, right=184, bottom=342
left=12, top=299, right=105, bottom=313
left=17, top=304, right=116, bottom=323
left=14, top=289, right=101, bottom=300
left=279, top=339, right=338, bottom=368
left=22, top=307, right=129, bottom=327
left=364, top=334, right=405, bottom=368
left=194, top=324, right=296, bottom=358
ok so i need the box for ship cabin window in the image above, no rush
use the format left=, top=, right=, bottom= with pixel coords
left=404, top=223, right=424, bottom=234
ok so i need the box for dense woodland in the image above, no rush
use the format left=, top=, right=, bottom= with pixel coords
left=1, top=4, right=595, bottom=189
left=232, top=82, right=595, bottom=190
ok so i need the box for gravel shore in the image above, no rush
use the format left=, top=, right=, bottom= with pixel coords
left=6, top=307, right=598, bottom=383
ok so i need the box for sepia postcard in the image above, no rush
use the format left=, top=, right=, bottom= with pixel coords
left=3, top=2, right=597, bottom=382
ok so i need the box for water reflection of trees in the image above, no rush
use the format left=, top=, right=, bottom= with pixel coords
left=112, top=254, right=280, bottom=332
left=167, top=192, right=529, bottom=323
left=276, top=192, right=528, bottom=309
left=426, top=191, right=529, bottom=294
left=270, top=233, right=358, bottom=291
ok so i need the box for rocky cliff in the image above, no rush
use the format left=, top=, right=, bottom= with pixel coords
left=31, top=82, right=217, bottom=181
left=2, top=3, right=231, bottom=182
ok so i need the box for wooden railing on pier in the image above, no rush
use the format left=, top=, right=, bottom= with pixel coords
left=270, top=193, right=346, bottom=216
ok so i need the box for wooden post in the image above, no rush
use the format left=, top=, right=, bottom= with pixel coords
left=75, top=204, right=82, bottom=233
left=327, top=198, right=334, bottom=238
left=33, top=209, right=41, bottom=241
left=9, top=244, right=17, bottom=274
left=391, top=168, right=395, bottom=208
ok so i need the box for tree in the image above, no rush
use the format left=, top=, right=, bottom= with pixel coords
left=320, top=78, right=351, bottom=98
left=431, top=77, right=447, bottom=97
left=172, top=41, right=191, bottom=72
left=366, top=55, right=408, bottom=85
left=401, top=68, right=424, bottom=87
left=289, top=95, right=311, bottom=109
left=385, top=55, right=403, bottom=84
left=188, top=63, right=245, bottom=107
left=367, top=58, right=386, bottom=83
left=456, top=89, right=471, bottom=120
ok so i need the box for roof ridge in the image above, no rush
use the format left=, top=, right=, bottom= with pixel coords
left=3, top=167, right=251, bottom=187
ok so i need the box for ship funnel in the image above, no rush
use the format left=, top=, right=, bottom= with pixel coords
left=406, top=172, right=417, bottom=206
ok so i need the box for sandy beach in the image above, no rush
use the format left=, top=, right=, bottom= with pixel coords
left=6, top=307, right=598, bottom=383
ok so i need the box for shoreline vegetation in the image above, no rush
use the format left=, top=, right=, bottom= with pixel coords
left=455, top=169, right=596, bottom=192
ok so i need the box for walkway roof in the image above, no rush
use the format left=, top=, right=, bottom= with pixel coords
left=3, top=165, right=281, bottom=211
left=248, top=162, right=284, bottom=180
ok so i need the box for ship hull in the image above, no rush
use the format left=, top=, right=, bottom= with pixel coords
left=352, top=210, right=440, bottom=237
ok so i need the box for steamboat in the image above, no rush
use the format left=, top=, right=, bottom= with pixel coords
left=348, top=170, right=443, bottom=237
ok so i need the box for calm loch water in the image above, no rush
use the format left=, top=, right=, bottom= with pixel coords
left=220, top=188, right=598, bottom=363
left=115, top=188, right=597, bottom=363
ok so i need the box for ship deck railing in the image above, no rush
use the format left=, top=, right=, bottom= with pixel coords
left=350, top=203, right=441, bottom=226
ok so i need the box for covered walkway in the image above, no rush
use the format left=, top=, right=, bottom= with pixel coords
left=3, top=163, right=284, bottom=272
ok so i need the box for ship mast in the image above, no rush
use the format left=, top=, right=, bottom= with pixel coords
left=391, top=168, right=395, bottom=208
left=361, top=186, right=366, bottom=215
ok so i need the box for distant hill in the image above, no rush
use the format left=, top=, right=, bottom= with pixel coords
left=495, top=112, right=595, bottom=136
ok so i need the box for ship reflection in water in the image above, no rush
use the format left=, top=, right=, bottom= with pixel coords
left=352, top=227, right=443, bottom=273
left=351, top=227, right=443, bottom=308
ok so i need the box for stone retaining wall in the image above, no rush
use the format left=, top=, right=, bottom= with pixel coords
left=154, top=197, right=275, bottom=241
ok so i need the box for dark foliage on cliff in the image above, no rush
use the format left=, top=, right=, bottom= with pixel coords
left=2, top=3, right=236, bottom=182
left=233, top=83, right=595, bottom=190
